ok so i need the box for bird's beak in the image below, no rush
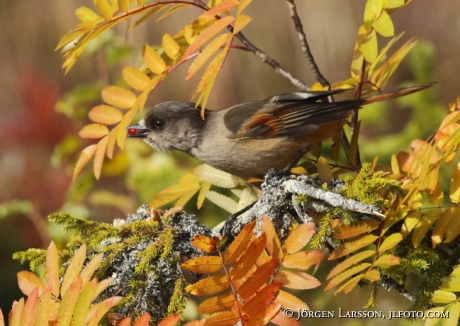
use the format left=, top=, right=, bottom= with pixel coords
left=126, top=124, right=149, bottom=138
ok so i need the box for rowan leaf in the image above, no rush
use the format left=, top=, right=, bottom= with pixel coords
left=444, top=207, right=460, bottom=243
left=325, top=263, right=371, bottom=290
left=204, top=190, right=238, bottom=213
left=118, top=0, right=130, bottom=13
left=73, top=144, right=97, bottom=181
left=46, top=242, right=60, bottom=298
left=94, top=278, right=114, bottom=299
left=412, top=208, right=440, bottom=248
left=237, top=0, right=253, bottom=15
left=133, top=313, right=151, bottom=326
left=199, top=0, right=239, bottom=19
left=373, top=254, right=400, bottom=267
left=182, top=256, right=223, bottom=274
left=333, top=220, right=380, bottom=239
left=432, top=208, right=456, bottom=248
left=185, top=274, right=229, bottom=296
left=363, top=268, right=380, bottom=281
left=89, top=105, right=123, bottom=125
left=361, top=29, right=377, bottom=63
left=186, top=33, right=229, bottom=80
left=284, top=222, right=315, bottom=254
left=275, top=289, right=309, bottom=311
left=102, top=85, right=136, bottom=109
left=204, top=310, right=239, bottom=326
left=274, top=270, right=320, bottom=290
left=163, top=34, right=181, bottom=59
left=87, top=296, right=123, bottom=326
left=106, top=125, right=119, bottom=159
left=122, top=67, right=150, bottom=91
left=233, top=14, right=251, bottom=34
left=283, top=250, right=325, bottom=269
left=246, top=303, right=281, bottom=326
left=231, top=234, right=266, bottom=281
left=192, top=235, right=218, bottom=253
left=57, top=277, right=82, bottom=326
left=378, top=232, right=402, bottom=253
left=225, top=221, right=256, bottom=264
left=335, top=273, right=364, bottom=295
left=129, top=5, right=171, bottom=32
left=183, top=16, right=235, bottom=59
left=9, top=298, right=24, bottom=326
left=261, top=216, right=282, bottom=258
left=238, top=258, right=278, bottom=300
left=242, top=283, right=282, bottom=317
left=193, top=164, right=240, bottom=188
left=156, top=4, right=189, bottom=22
left=95, top=0, right=112, bottom=21
left=150, top=172, right=200, bottom=208
left=426, top=181, right=444, bottom=205
left=80, top=253, right=104, bottom=286
left=22, top=287, right=39, bottom=326
left=17, top=271, right=45, bottom=297
left=94, top=136, right=108, bottom=180
left=327, top=250, right=375, bottom=280
left=75, top=6, right=100, bottom=22
left=372, top=11, right=394, bottom=37
left=61, top=244, right=87, bottom=297
left=450, top=163, right=460, bottom=203
left=401, top=210, right=422, bottom=237
left=78, top=124, right=109, bottom=139
left=72, top=281, right=98, bottom=326
left=317, top=156, right=333, bottom=183
left=328, top=234, right=378, bottom=260
left=431, top=290, right=456, bottom=304
left=440, top=276, right=460, bottom=292
left=197, top=292, right=235, bottom=315
left=236, top=186, right=258, bottom=211
left=142, top=44, right=166, bottom=74
left=34, top=284, right=52, bottom=326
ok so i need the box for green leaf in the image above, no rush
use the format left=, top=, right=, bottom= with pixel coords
left=431, top=290, right=456, bottom=304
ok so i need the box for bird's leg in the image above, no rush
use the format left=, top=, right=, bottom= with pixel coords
left=279, top=146, right=310, bottom=175
left=222, top=201, right=257, bottom=239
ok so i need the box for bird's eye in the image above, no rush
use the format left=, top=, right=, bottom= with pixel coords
left=153, top=119, right=164, bottom=129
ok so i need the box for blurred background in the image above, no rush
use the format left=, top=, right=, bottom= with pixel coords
left=0, top=0, right=459, bottom=324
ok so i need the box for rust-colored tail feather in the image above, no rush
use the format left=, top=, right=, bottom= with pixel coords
left=362, top=83, right=435, bottom=105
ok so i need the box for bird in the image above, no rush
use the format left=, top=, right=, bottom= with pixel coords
left=127, top=83, right=434, bottom=180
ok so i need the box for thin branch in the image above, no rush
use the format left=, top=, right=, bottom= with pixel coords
left=194, top=0, right=310, bottom=91
left=285, top=0, right=330, bottom=88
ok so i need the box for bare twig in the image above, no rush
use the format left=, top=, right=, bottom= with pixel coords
left=285, top=0, right=330, bottom=88
left=194, top=0, right=310, bottom=91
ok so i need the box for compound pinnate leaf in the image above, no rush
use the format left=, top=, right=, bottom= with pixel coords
left=378, top=232, right=402, bottom=253
left=182, top=256, right=223, bottom=274
left=186, top=34, right=228, bottom=80
left=185, top=274, right=229, bottom=296
left=328, top=234, right=378, bottom=260
left=102, top=86, right=136, bottom=109
left=225, top=221, right=256, bottom=264
left=78, top=124, right=109, bottom=139
left=327, top=250, right=375, bottom=280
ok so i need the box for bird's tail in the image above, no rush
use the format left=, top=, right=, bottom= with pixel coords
left=361, top=82, right=435, bottom=105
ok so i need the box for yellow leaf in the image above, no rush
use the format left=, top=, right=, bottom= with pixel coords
left=440, top=277, right=460, bottom=292
left=78, top=124, right=109, bottom=139
left=274, top=289, right=309, bottom=311
left=156, top=4, right=189, bottom=22
left=368, top=32, right=405, bottom=82
left=17, top=271, right=45, bottom=296
left=150, top=172, right=200, bottom=207
left=326, top=263, right=371, bottom=290
left=361, top=29, right=378, bottom=63
left=46, top=242, right=60, bottom=298
left=106, top=125, right=119, bottom=159
left=94, top=136, right=108, bottom=180
left=117, top=106, right=139, bottom=150
left=283, top=222, right=315, bottom=253
left=34, top=285, right=52, bottom=326
left=192, top=163, right=239, bottom=188
left=186, top=33, right=229, bottom=80
left=183, top=16, right=235, bottom=59
left=385, top=0, right=405, bottom=9
left=204, top=310, right=239, bottom=326
left=56, top=29, right=87, bottom=51
left=75, top=6, right=100, bottom=22
left=333, top=220, right=380, bottom=240
left=197, top=182, right=211, bottom=209
left=329, top=234, right=378, bottom=260
left=95, top=0, right=112, bottom=20
left=432, top=208, right=455, bottom=247
left=372, top=11, right=394, bottom=37
left=401, top=210, right=422, bottom=238
left=204, top=190, right=238, bottom=213
left=425, top=181, right=444, bottom=205
left=61, top=244, right=87, bottom=296
left=364, top=268, right=380, bottom=282
left=118, top=0, right=130, bottom=13
left=412, top=208, right=440, bottom=248
left=236, top=186, right=258, bottom=211
left=444, top=207, right=460, bottom=243
left=73, top=145, right=97, bottom=181
left=378, top=232, right=402, bottom=253
left=430, top=290, right=456, bottom=304
left=122, top=67, right=150, bottom=91
left=423, top=307, right=445, bottom=326
left=80, top=253, right=104, bottom=285
left=327, top=250, right=375, bottom=280
left=182, top=256, right=223, bottom=274
left=102, top=85, right=136, bottom=109
left=233, top=14, right=251, bottom=34
left=317, top=156, right=333, bottom=183
left=200, top=0, right=239, bottom=19
left=261, top=216, right=282, bottom=258
left=142, top=44, right=166, bottom=74
left=237, top=0, right=253, bottom=15
left=129, top=5, right=171, bottom=32
left=89, top=105, right=122, bottom=125
left=373, top=254, right=400, bottom=267
left=335, top=274, right=364, bottom=294
left=450, top=162, right=460, bottom=203
left=283, top=250, right=324, bottom=269
left=445, top=302, right=460, bottom=325
left=163, top=34, right=180, bottom=60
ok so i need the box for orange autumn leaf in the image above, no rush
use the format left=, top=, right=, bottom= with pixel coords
left=261, top=216, right=282, bottom=258
left=204, top=310, right=239, bottom=326
left=197, top=292, right=235, bottom=315
left=241, top=283, right=282, bottom=317
left=238, top=258, right=278, bottom=300
left=158, top=314, right=180, bottom=326
left=231, top=233, right=266, bottom=281
left=274, top=270, right=320, bottom=290
left=225, top=221, right=256, bottom=264
left=17, top=271, right=45, bottom=297
left=192, top=234, right=218, bottom=253
left=102, top=85, right=136, bottom=109
left=185, top=274, right=229, bottom=296
left=283, top=222, right=315, bottom=254
left=283, top=250, right=325, bottom=269
left=181, top=256, right=223, bottom=274
left=198, top=0, right=239, bottom=19
left=275, top=289, right=309, bottom=311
